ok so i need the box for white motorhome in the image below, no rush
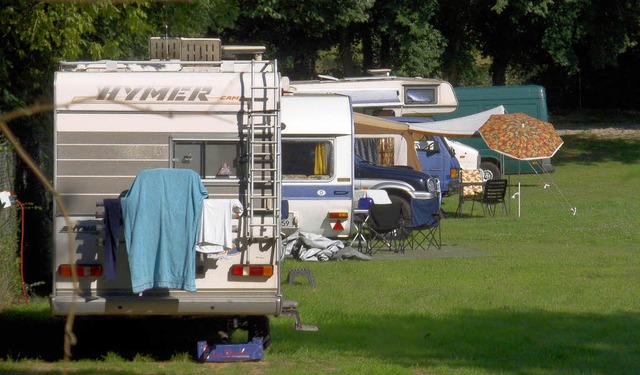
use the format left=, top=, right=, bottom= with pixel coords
left=51, top=39, right=302, bottom=347
left=290, top=70, right=458, bottom=117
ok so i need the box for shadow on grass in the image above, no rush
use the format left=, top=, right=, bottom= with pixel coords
left=288, top=308, right=640, bottom=373
left=554, top=135, right=640, bottom=165
left=2, top=307, right=639, bottom=373
left=0, top=309, right=227, bottom=362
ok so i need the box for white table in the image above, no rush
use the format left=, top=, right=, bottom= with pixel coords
left=353, top=189, right=392, bottom=207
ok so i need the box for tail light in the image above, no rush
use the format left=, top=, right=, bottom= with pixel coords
left=58, top=264, right=103, bottom=277
left=231, top=265, right=273, bottom=277
left=328, top=212, right=348, bottom=219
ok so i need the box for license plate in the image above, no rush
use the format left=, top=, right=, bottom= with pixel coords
left=281, top=212, right=298, bottom=228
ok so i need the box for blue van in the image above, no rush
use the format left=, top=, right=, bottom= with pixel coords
left=414, top=136, right=460, bottom=196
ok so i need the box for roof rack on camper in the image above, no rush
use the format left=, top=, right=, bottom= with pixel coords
left=59, top=38, right=270, bottom=72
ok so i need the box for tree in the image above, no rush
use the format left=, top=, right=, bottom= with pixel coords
left=230, top=0, right=374, bottom=79
left=542, top=0, right=640, bottom=74
left=0, top=0, right=240, bottom=296
left=362, top=0, right=445, bottom=77
left=434, top=0, right=482, bottom=86
left=458, top=0, right=640, bottom=87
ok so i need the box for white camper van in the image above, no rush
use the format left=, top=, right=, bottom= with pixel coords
left=51, top=39, right=299, bottom=348
left=280, top=94, right=355, bottom=238
left=290, top=70, right=458, bottom=117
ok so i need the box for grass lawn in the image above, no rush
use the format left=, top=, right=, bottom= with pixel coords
left=1, top=129, right=639, bottom=374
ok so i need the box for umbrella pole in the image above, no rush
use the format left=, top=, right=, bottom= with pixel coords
left=518, top=181, right=521, bottom=218
left=517, top=161, right=521, bottom=218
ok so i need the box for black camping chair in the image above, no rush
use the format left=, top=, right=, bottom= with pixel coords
left=405, top=198, right=441, bottom=250
left=364, top=201, right=405, bottom=254
left=472, top=179, right=508, bottom=217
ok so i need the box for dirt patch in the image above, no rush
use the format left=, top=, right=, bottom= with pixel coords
left=556, top=125, right=640, bottom=140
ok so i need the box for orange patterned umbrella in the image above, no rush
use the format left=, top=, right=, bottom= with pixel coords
left=478, top=113, right=563, bottom=160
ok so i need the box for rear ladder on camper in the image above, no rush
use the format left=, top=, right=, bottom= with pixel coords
left=245, top=60, right=281, bottom=244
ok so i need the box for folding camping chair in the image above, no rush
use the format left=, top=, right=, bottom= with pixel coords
left=472, top=179, right=508, bottom=217
left=456, top=169, right=484, bottom=217
left=405, top=198, right=441, bottom=251
left=364, top=201, right=405, bottom=254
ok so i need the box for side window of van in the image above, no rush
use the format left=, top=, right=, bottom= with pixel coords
left=282, top=139, right=333, bottom=180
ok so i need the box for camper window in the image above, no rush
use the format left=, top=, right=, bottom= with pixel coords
left=282, top=139, right=333, bottom=180
left=405, top=87, right=436, bottom=104
left=173, top=140, right=240, bottom=179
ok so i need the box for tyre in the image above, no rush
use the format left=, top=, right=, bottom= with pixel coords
left=387, top=193, right=411, bottom=222
left=479, top=162, right=501, bottom=180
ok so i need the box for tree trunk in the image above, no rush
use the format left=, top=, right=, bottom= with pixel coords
left=339, top=29, right=355, bottom=76
left=444, top=38, right=462, bottom=86
left=379, top=33, right=391, bottom=71
left=0, top=141, right=19, bottom=308
left=361, top=25, right=373, bottom=73
left=491, top=54, right=508, bottom=85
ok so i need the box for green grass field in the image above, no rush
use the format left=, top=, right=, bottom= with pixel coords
left=1, top=130, right=639, bottom=374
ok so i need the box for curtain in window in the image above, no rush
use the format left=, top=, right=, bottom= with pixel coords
left=314, top=143, right=327, bottom=175
left=355, top=138, right=379, bottom=163
left=378, top=137, right=395, bottom=166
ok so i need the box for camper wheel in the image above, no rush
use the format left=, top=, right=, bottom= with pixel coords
left=247, top=315, right=271, bottom=349
left=479, top=162, right=501, bottom=180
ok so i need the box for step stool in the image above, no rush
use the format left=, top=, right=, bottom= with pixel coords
left=287, top=268, right=315, bottom=288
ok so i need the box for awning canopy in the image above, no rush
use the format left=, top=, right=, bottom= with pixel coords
left=406, top=105, right=506, bottom=137
left=353, top=112, right=422, bottom=171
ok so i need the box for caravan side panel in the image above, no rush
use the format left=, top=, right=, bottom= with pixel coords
left=281, top=94, right=354, bottom=238
left=290, top=78, right=457, bottom=116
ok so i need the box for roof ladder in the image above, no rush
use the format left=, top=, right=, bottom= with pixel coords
left=245, top=60, right=281, bottom=243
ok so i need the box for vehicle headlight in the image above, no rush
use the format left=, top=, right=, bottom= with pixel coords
left=427, top=177, right=440, bottom=194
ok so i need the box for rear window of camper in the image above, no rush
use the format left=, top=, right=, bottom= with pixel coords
left=405, top=87, right=437, bottom=104
left=282, top=139, right=333, bottom=180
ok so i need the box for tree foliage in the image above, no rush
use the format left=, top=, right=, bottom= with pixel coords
left=229, top=0, right=374, bottom=79
left=363, top=0, right=444, bottom=78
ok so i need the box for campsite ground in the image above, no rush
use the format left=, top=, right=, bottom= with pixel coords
left=1, top=109, right=639, bottom=375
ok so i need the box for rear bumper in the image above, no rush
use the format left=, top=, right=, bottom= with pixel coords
left=51, top=294, right=283, bottom=317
